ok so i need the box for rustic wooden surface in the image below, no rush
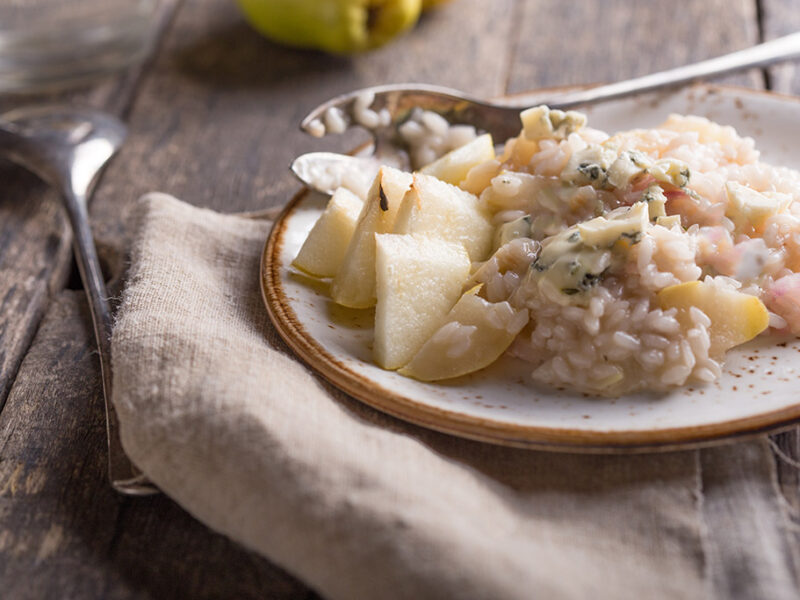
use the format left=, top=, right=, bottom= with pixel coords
left=0, top=0, right=799, bottom=597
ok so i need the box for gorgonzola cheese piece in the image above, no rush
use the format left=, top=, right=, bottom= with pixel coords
left=532, top=228, right=611, bottom=306
left=520, top=105, right=587, bottom=141
left=530, top=202, right=649, bottom=305
left=560, top=144, right=617, bottom=187
left=577, top=201, right=649, bottom=247
left=649, top=158, right=691, bottom=188
left=494, top=214, right=532, bottom=249
left=606, top=150, right=652, bottom=189
left=641, top=184, right=667, bottom=220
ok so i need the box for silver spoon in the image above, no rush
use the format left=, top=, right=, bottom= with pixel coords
left=0, top=105, right=158, bottom=496
left=293, top=32, right=800, bottom=194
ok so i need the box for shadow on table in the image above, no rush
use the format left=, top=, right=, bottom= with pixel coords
left=170, top=21, right=352, bottom=92
left=105, top=494, right=318, bottom=600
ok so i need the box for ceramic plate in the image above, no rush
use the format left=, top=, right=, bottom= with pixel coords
left=262, top=85, right=800, bottom=452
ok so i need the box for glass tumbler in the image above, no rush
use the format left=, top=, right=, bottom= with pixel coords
left=0, top=0, right=160, bottom=94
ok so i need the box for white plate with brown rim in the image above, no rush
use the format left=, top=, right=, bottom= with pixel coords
left=261, top=84, right=800, bottom=452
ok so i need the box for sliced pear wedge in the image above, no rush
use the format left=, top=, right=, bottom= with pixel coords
left=658, top=280, right=769, bottom=356
left=420, top=133, right=495, bottom=186
left=331, top=166, right=412, bottom=308
left=400, top=286, right=529, bottom=381
left=374, top=234, right=470, bottom=370
left=292, top=187, right=363, bottom=277
left=393, top=172, right=493, bottom=261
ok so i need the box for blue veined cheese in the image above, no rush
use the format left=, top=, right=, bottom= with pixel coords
left=606, top=150, right=652, bottom=188
left=562, top=146, right=652, bottom=191
left=530, top=202, right=649, bottom=306
left=649, top=158, right=691, bottom=188
left=520, top=105, right=587, bottom=141
left=494, top=214, right=532, bottom=249
left=531, top=228, right=612, bottom=306
left=641, top=184, right=667, bottom=220
left=563, top=148, right=690, bottom=192
left=577, top=201, right=649, bottom=247
left=560, top=144, right=617, bottom=187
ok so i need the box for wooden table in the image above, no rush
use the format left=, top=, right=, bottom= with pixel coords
left=1, top=0, right=799, bottom=597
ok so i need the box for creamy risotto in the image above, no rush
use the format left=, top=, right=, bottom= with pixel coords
left=293, top=104, right=800, bottom=396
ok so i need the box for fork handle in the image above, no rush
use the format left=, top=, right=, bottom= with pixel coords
left=500, top=32, right=800, bottom=109
left=62, top=188, right=159, bottom=496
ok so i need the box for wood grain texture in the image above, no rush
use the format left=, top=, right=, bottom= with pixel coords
left=761, top=0, right=800, bottom=94
left=0, top=0, right=517, bottom=597
left=506, top=0, right=761, bottom=92
left=0, top=2, right=313, bottom=597
left=0, top=291, right=314, bottom=600
left=89, top=0, right=515, bottom=242
left=0, top=0, right=178, bottom=411
left=0, top=167, right=71, bottom=411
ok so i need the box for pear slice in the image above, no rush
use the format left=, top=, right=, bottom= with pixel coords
left=420, top=133, right=495, bottom=185
left=658, top=280, right=769, bottom=356
left=400, top=288, right=529, bottom=381
left=374, top=234, right=470, bottom=369
left=292, top=187, right=364, bottom=277
left=331, top=166, right=412, bottom=308
left=393, top=172, right=493, bottom=261
left=460, top=158, right=501, bottom=196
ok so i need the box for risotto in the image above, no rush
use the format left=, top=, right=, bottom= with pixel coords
left=296, top=103, right=800, bottom=396
left=471, top=107, right=800, bottom=395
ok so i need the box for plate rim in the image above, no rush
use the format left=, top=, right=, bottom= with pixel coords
left=261, top=84, right=800, bottom=452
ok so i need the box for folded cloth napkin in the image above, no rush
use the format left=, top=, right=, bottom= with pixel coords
left=112, top=193, right=799, bottom=600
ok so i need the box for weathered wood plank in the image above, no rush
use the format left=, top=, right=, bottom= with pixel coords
left=0, top=0, right=179, bottom=413
left=0, top=167, right=72, bottom=411
left=506, top=0, right=760, bottom=93
left=89, top=0, right=516, bottom=241
left=761, top=0, right=800, bottom=94
left=0, top=0, right=519, bottom=596
left=0, top=290, right=314, bottom=599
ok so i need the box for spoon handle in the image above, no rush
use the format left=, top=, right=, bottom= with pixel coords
left=503, top=32, right=800, bottom=109
left=61, top=189, right=158, bottom=496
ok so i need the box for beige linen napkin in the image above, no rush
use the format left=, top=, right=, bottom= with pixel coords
left=112, top=193, right=799, bottom=600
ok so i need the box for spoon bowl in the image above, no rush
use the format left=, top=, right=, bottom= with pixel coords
left=0, top=106, right=126, bottom=197
left=293, top=32, right=800, bottom=195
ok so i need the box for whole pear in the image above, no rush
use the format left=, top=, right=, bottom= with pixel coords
left=236, top=0, right=423, bottom=54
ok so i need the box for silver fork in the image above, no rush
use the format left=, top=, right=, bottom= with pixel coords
left=0, top=106, right=159, bottom=496
left=293, top=32, right=800, bottom=193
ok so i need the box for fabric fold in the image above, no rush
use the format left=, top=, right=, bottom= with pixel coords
left=112, top=192, right=770, bottom=599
